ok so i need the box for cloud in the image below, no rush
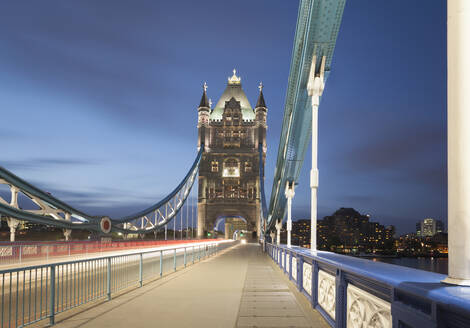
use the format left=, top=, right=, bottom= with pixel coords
left=340, top=194, right=381, bottom=204
left=0, top=158, right=99, bottom=171
left=345, top=127, right=444, bottom=171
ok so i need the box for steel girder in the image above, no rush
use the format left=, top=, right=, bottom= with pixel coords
left=0, top=146, right=203, bottom=234
left=264, top=0, right=346, bottom=233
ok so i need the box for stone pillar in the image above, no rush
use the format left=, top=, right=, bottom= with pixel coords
left=197, top=203, right=205, bottom=239
left=307, top=56, right=325, bottom=251
left=443, top=0, right=470, bottom=286
left=270, top=231, right=276, bottom=244
left=285, top=181, right=295, bottom=248
left=225, top=222, right=231, bottom=239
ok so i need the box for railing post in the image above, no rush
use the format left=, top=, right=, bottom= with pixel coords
left=288, top=251, right=292, bottom=280
left=139, top=253, right=143, bottom=287
left=107, top=258, right=111, bottom=300
left=184, top=248, right=187, bottom=267
left=298, top=256, right=304, bottom=292
left=192, top=246, right=195, bottom=264
left=173, top=249, right=176, bottom=272
left=160, top=251, right=163, bottom=277
left=49, top=265, right=55, bottom=325
left=19, top=245, right=22, bottom=264
left=335, top=269, right=347, bottom=328
left=312, top=261, right=319, bottom=307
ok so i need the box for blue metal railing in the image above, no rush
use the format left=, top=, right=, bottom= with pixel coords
left=0, top=241, right=225, bottom=327
left=267, top=243, right=470, bottom=328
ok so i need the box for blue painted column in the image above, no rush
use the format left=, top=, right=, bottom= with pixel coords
left=334, top=270, right=347, bottom=328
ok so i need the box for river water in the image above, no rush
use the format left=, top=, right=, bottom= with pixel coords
left=368, top=257, right=448, bottom=275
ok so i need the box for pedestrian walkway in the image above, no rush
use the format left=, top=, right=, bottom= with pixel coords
left=50, top=243, right=327, bottom=328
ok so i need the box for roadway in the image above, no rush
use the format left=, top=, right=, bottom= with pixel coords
left=50, top=243, right=328, bottom=328
left=0, top=241, right=233, bottom=328
left=0, top=240, right=225, bottom=270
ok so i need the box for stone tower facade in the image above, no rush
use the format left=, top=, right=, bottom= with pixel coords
left=197, top=70, right=267, bottom=239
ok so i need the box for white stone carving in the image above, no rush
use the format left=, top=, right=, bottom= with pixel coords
left=286, top=254, right=290, bottom=272
left=303, top=262, right=312, bottom=295
left=292, top=256, right=297, bottom=281
left=318, top=270, right=336, bottom=319
left=347, top=284, right=391, bottom=328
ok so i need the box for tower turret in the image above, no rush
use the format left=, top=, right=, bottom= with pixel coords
left=255, top=82, right=268, bottom=151
left=197, top=82, right=211, bottom=150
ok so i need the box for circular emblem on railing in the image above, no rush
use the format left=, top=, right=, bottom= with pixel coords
left=100, top=216, right=112, bottom=234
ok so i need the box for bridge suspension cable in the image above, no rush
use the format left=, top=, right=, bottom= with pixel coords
left=259, top=0, right=346, bottom=238
left=0, top=146, right=203, bottom=239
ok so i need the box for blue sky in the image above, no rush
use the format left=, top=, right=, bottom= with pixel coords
left=0, top=1, right=446, bottom=235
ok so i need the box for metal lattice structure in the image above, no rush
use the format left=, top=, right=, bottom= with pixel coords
left=261, top=0, right=346, bottom=233
left=0, top=147, right=203, bottom=236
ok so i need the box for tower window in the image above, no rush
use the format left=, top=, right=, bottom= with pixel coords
left=222, top=158, right=240, bottom=177
left=211, top=161, right=219, bottom=172
left=244, top=161, right=252, bottom=172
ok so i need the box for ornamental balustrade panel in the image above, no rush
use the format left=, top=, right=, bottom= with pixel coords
left=292, top=256, right=297, bottom=281
left=347, top=284, right=391, bottom=328
left=318, top=269, right=336, bottom=319
left=286, top=253, right=290, bottom=273
left=302, top=262, right=312, bottom=295
left=265, top=243, right=470, bottom=328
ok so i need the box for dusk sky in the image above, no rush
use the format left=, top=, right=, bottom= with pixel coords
left=0, top=1, right=446, bottom=235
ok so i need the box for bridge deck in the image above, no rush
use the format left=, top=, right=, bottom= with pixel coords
left=51, top=243, right=327, bottom=328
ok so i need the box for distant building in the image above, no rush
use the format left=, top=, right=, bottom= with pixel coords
left=291, top=208, right=395, bottom=253
left=416, top=218, right=444, bottom=237
left=291, top=219, right=310, bottom=248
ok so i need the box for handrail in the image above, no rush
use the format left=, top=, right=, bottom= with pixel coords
left=0, top=240, right=227, bottom=327
left=267, top=243, right=470, bottom=327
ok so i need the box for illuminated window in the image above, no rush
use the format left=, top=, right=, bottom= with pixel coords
left=211, top=161, right=219, bottom=172
left=244, top=161, right=252, bottom=172
left=222, top=159, right=240, bottom=177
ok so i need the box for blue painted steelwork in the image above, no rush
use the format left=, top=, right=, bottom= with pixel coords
left=0, top=146, right=203, bottom=234
left=268, top=243, right=470, bottom=328
left=263, top=0, right=346, bottom=232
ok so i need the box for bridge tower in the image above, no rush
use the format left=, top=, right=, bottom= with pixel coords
left=197, top=70, right=267, bottom=240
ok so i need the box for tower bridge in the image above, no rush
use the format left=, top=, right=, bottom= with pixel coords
left=1, top=0, right=470, bottom=327
left=197, top=70, right=267, bottom=240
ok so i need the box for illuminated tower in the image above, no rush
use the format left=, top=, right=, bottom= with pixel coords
left=197, top=70, right=267, bottom=239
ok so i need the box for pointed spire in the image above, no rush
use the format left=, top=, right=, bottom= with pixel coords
left=228, top=69, right=241, bottom=85
left=255, top=82, right=266, bottom=108
left=199, top=82, right=210, bottom=108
